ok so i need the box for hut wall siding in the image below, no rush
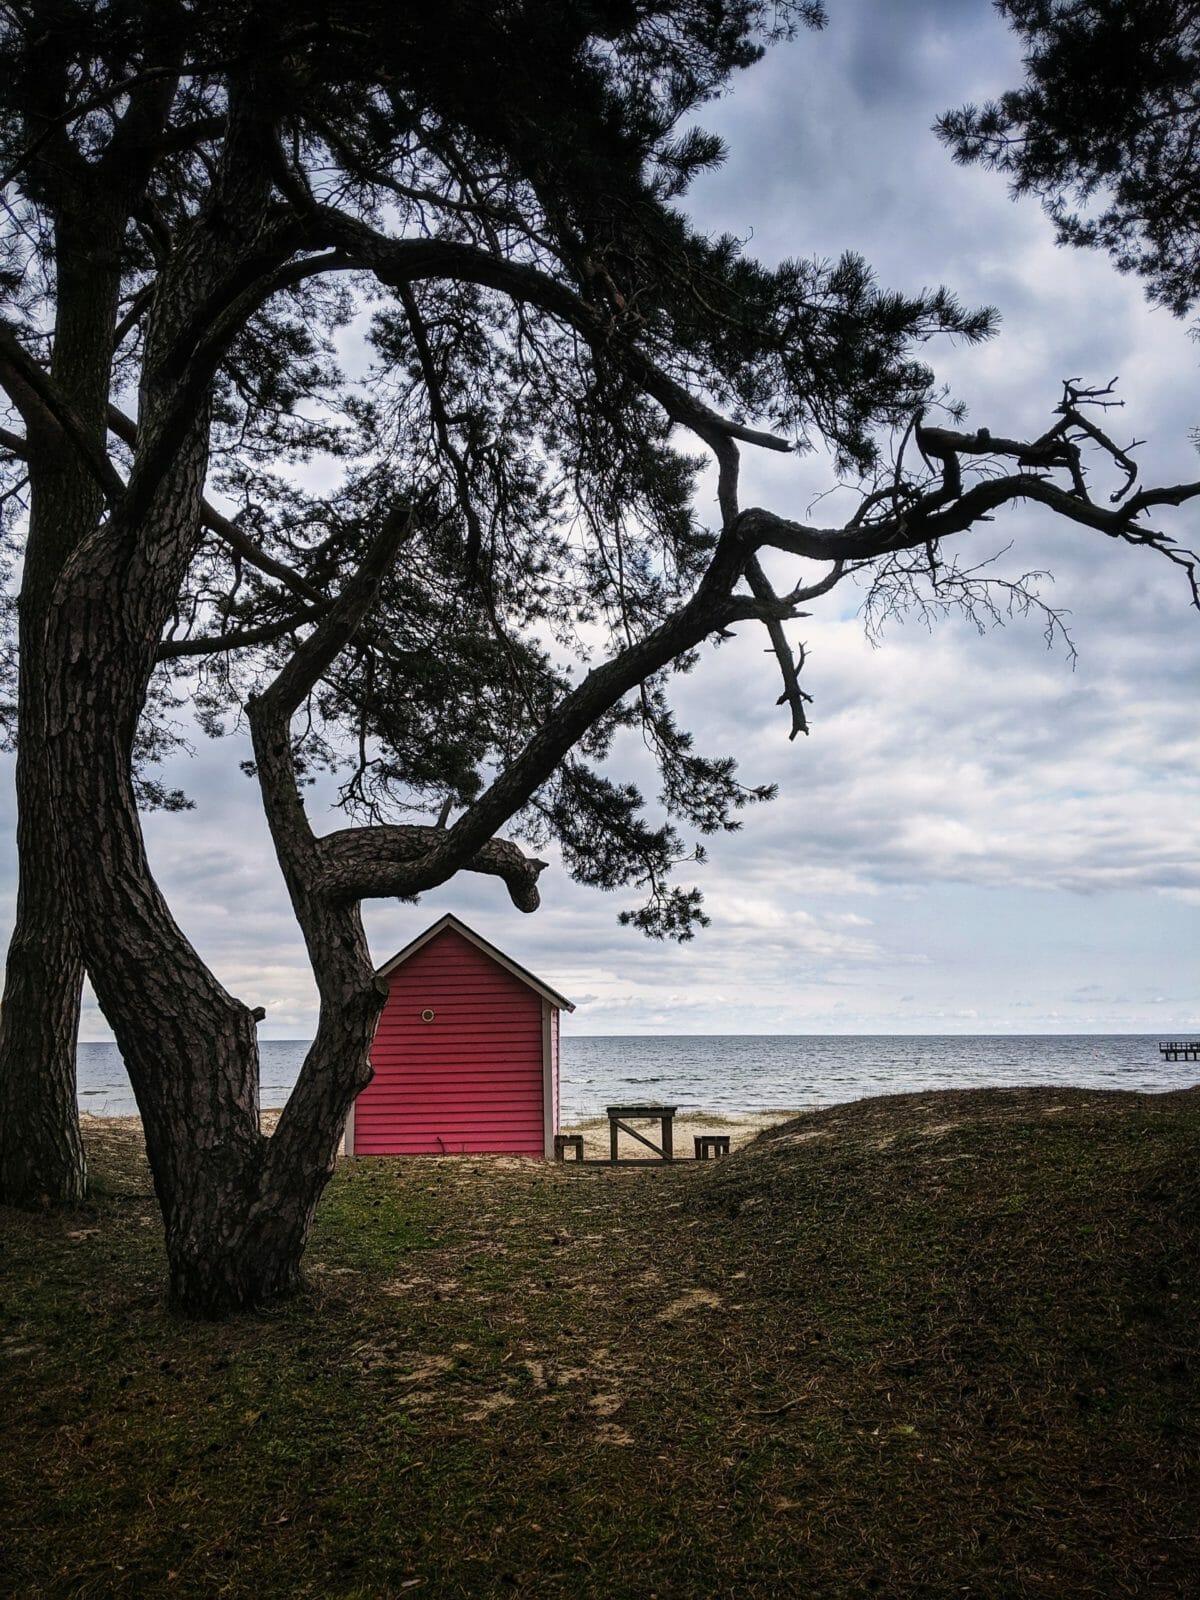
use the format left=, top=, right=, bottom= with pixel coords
left=356, top=926, right=551, bottom=1157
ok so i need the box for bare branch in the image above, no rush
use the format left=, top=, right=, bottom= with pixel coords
left=743, top=553, right=812, bottom=739
left=739, top=395, right=1200, bottom=607
left=785, top=559, right=847, bottom=606
left=1054, top=380, right=1141, bottom=503
left=861, top=543, right=1078, bottom=663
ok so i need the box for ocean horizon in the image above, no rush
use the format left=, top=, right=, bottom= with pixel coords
left=75, top=1032, right=1198, bottom=1123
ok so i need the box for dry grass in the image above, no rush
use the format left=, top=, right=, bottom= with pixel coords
left=3, top=1084, right=1198, bottom=1597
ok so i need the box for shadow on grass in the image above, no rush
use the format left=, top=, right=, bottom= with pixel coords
left=2, top=1086, right=1197, bottom=1596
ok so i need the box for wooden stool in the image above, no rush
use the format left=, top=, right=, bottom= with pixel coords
left=694, top=1135, right=731, bottom=1160
left=554, top=1133, right=585, bottom=1162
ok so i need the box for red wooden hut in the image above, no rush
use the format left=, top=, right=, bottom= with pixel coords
left=344, top=913, right=575, bottom=1159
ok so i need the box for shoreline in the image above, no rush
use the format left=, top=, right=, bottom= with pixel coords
left=558, top=1108, right=799, bottom=1160
left=77, top=1083, right=1198, bottom=1161
left=78, top=1106, right=803, bottom=1160
left=75, top=1036, right=1198, bottom=1132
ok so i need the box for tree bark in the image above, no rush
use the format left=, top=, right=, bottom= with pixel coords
left=0, top=708, right=85, bottom=1206
left=0, top=446, right=88, bottom=1205
left=42, top=419, right=279, bottom=1305
left=0, top=212, right=124, bottom=1206
left=31, top=93, right=370, bottom=1312
left=0, top=824, right=84, bottom=1204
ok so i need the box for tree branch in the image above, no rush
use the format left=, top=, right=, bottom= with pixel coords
left=356, top=522, right=756, bottom=900
left=396, top=282, right=485, bottom=573
left=316, top=825, right=548, bottom=911
left=113, top=284, right=157, bottom=350
left=0, top=65, right=201, bottom=191
left=107, top=403, right=327, bottom=605
left=737, top=400, right=1200, bottom=607
left=155, top=606, right=327, bottom=661
left=0, top=320, right=125, bottom=497
left=117, top=95, right=351, bottom=529
left=298, top=207, right=789, bottom=522
left=743, top=553, right=813, bottom=739
left=251, top=505, right=414, bottom=723
left=245, top=503, right=418, bottom=900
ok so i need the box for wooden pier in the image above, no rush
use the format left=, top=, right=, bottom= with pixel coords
left=1159, top=1040, right=1200, bottom=1061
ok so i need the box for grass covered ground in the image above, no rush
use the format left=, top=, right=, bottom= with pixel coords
left=2, top=1086, right=1197, bottom=1598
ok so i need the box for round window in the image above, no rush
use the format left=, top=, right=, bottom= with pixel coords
left=421, top=1008, right=435, bottom=1023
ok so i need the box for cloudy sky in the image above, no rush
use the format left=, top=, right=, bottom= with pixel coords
left=5, top=0, right=1198, bottom=1039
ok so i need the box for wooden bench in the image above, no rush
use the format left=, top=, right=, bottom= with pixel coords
left=694, top=1134, right=731, bottom=1160
left=606, top=1104, right=678, bottom=1164
left=554, top=1133, right=585, bottom=1162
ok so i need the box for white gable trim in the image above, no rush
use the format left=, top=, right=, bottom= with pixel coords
left=374, top=912, right=575, bottom=1013
left=541, top=998, right=555, bottom=1160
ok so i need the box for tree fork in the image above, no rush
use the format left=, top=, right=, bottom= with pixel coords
left=35, top=98, right=298, bottom=1302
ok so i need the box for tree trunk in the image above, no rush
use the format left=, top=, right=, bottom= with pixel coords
left=160, top=992, right=384, bottom=1315
left=0, top=538, right=85, bottom=1205
left=35, top=395, right=349, bottom=1307
left=40, top=700, right=383, bottom=1312
left=37, top=105, right=379, bottom=1308
left=0, top=452, right=92, bottom=1207
left=0, top=776, right=85, bottom=1205
left=0, top=213, right=123, bottom=1207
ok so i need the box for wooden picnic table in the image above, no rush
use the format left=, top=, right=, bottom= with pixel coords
left=606, top=1103, right=678, bottom=1164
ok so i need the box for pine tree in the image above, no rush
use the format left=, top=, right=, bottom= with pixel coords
left=938, top=1, right=1200, bottom=318
left=1, top=1, right=1195, bottom=1306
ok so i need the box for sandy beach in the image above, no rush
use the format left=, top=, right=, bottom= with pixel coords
left=80, top=1106, right=801, bottom=1160
left=559, top=1107, right=799, bottom=1160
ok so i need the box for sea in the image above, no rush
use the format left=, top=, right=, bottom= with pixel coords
left=75, top=1033, right=1197, bottom=1124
